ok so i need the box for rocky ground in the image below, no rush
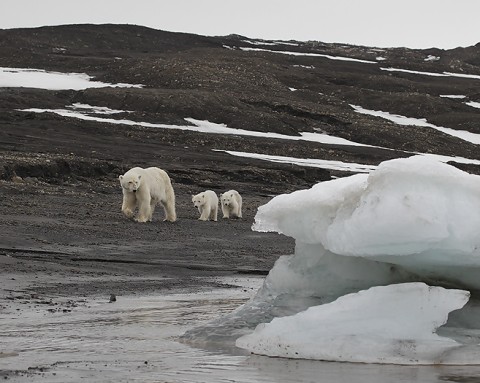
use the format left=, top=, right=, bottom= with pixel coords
left=0, top=24, right=479, bottom=325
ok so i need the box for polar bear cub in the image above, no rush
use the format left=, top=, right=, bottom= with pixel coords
left=220, top=190, right=242, bottom=219
left=119, top=167, right=176, bottom=223
left=192, top=190, right=218, bottom=221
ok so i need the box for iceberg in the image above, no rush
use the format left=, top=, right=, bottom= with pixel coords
left=184, top=155, right=480, bottom=365
left=253, top=155, right=480, bottom=286
left=236, top=283, right=472, bottom=365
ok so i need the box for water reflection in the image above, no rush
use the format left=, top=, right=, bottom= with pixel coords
left=2, top=277, right=480, bottom=382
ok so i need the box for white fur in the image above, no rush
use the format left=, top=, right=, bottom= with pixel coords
left=192, top=190, right=218, bottom=221
left=119, top=167, right=176, bottom=223
left=220, top=190, right=242, bottom=219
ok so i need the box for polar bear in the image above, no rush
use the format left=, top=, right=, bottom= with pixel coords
left=220, top=190, right=242, bottom=219
left=192, top=190, right=218, bottom=221
left=119, top=167, right=176, bottom=223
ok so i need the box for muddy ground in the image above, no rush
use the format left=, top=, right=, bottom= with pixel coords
left=0, top=170, right=296, bottom=311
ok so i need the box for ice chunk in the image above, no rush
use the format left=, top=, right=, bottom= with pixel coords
left=253, top=155, right=480, bottom=289
left=236, top=283, right=473, bottom=365
left=184, top=156, right=480, bottom=365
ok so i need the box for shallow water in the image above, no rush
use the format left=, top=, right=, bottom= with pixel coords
left=2, top=277, right=480, bottom=382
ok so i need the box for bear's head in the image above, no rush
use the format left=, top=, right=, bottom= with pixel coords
left=191, top=193, right=205, bottom=208
left=119, top=173, right=142, bottom=192
left=220, top=193, right=234, bottom=207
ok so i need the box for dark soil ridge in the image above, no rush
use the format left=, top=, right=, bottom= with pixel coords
left=1, top=24, right=479, bottom=180
left=0, top=24, right=479, bottom=311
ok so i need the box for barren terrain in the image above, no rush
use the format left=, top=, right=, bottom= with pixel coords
left=0, top=24, right=479, bottom=379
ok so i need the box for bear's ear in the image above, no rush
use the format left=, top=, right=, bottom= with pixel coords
left=138, top=175, right=142, bottom=180
left=119, top=175, right=123, bottom=180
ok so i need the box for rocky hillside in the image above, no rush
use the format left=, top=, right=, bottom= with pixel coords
left=1, top=24, right=479, bottom=192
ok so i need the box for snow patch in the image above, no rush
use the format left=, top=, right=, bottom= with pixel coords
left=237, top=47, right=378, bottom=64
left=242, top=39, right=299, bottom=47
left=0, top=67, right=143, bottom=90
left=293, top=65, right=315, bottom=69
left=381, top=67, right=480, bottom=80
left=440, top=95, right=467, bottom=99
left=466, top=101, right=480, bottom=109
left=351, top=104, right=480, bottom=145
left=18, top=106, right=375, bottom=148
left=69, top=103, right=131, bottom=115
left=217, top=150, right=377, bottom=173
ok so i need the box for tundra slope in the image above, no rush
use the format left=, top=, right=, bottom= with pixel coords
left=0, top=24, right=479, bottom=309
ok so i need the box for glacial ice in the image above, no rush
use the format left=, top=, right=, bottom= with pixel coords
left=232, top=155, right=480, bottom=364
left=252, top=155, right=480, bottom=285
left=236, top=283, right=472, bottom=364
left=184, top=155, right=480, bottom=364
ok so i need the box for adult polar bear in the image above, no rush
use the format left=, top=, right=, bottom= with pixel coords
left=119, top=167, right=176, bottom=223
left=220, top=190, right=242, bottom=219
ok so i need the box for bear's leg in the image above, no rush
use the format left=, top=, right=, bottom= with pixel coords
left=221, top=204, right=229, bottom=219
left=237, top=200, right=243, bottom=218
left=212, top=205, right=218, bottom=222
left=148, top=201, right=156, bottom=222
left=237, top=195, right=243, bottom=218
left=199, top=205, right=210, bottom=221
left=121, top=192, right=136, bottom=219
left=135, top=194, right=151, bottom=223
left=162, top=200, right=177, bottom=222
left=229, top=203, right=237, bottom=219
left=162, top=185, right=177, bottom=222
